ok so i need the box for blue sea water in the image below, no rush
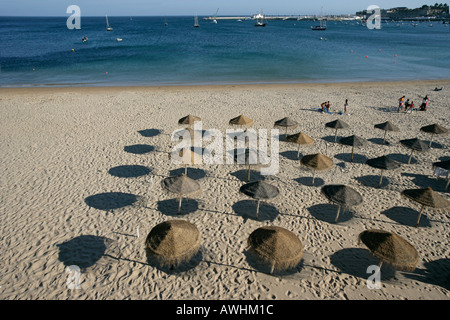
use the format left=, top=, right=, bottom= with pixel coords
left=0, top=16, right=449, bottom=87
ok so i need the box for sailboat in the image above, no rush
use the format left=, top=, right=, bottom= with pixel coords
left=311, top=18, right=326, bottom=30
left=194, top=15, right=199, bottom=28
left=254, top=11, right=266, bottom=27
left=106, top=15, right=113, bottom=31
left=311, top=8, right=326, bottom=30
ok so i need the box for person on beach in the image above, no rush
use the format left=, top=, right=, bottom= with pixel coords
left=397, top=95, right=405, bottom=112
left=326, top=101, right=331, bottom=112
left=420, top=95, right=429, bottom=111
left=405, top=99, right=411, bottom=111
left=344, top=99, right=348, bottom=114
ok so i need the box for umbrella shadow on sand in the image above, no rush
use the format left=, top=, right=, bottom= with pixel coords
left=124, top=144, right=155, bottom=155
left=157, top=198, right=200, bottom=216
left=334, top=153, right=368, bottom=164
left=355, top=175, right=391, bottom=188
left=169, top=168, right=207, bottom=180
left=230, top=169, right=266, bottom=182
left=232, top=200, right=279, bottom=222
left=368, top=138, right=392, bottom=146
left=381, top=206, right=432, bottom=228
left=387, top=153, right=418, bottom=165
left=306, top=203, right=354, bottom=224
left=57, top=235, right=115, bottom=271
left=108, top=165, right=152, bottom=178
left=402, top=172, right=449, bottom=193
left=295, top=177, right=325, bottom=187
left=138, top=129, right=162, bottom=137
left=404, top=258, right=450, bottom=290
left=280, top=150, right=301, bottom=161
left=330, top=248, right=396, bottom=280
left=85, top=192, right=143, bottom=211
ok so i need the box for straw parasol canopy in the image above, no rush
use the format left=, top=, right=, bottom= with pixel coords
left=178, top=114, right=201, bottom=127
left=162, top=174, right=201, bottom=215
left=300, top=153, right=334, bottom=184
left=145, top=219, right=201, bottom=268
left=358, top=229, right=419, bottom=272
left=366, top=155, right=402, bottom=188
left=239, top=181, right=280, bottom=218
left=374, top=121, right=400, bottom=145
left=247, top=226, right=303, bottom=274
left=286, top=132, right=314, bottom=159
left=229, top=115, right=254, bottom=127
left=325, top=119, right=350, bottom=142
left=401, top=187, right=450, bottom=227
left=339, top=135, right=368, bottom=162
left=274, top=117, right=298, bottom=138
left=420, top=123, right=448, bottom=147
left=321, top=185, right=363, bottom=223
left=399, top=138, right=430, bottom=164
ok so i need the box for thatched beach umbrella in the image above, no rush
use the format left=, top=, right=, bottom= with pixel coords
left=239, top=181, right=280, bottom=219
left=145, top=219, right=201, bottom=268
left=432, top=159, right=450, bottom=190
left=300, top=153, right=334, bottom=185
left=247, top=226, right=303, bottom=274
left=286, top=132, right=314, bottom=159
left=274, top=117, right=298, bottom=139
left=178, top=114, right=201, bottom=127
left=374, top=121, right=400, bottom=145
left=401, top=187, right=450, bottom=227
left=400, top=138, right=429, bottom=164
left=366, top=155, right=402, bottom=188
left=339, top=135, right=368, bottom=162
left=358, top=229, right=419, bottom=272
left=321, top=185, right=363, bottom=223
left=420, top=123, right=448, bottom=147
left=162, top=174, right=201, bottom=215
left=325, top=119, right=349, bottom=142
left=229, top=115, right=254, bottom=127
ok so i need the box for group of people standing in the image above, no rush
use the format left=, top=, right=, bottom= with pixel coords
left=398, top=95, right=429, bottom=112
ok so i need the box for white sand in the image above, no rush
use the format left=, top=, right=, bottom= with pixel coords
left=0, top=80, right=449, bottom=300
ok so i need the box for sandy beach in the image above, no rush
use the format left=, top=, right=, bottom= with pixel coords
left=0, top=79, right=449, bottom=300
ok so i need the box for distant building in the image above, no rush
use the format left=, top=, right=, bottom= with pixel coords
left=356, top=3, right=449, bottom=20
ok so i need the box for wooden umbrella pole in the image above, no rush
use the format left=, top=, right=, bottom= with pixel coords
left=408, top=150, right=414, bottom=164
left=270, top=261, right=275, bottom=275
left=285, top=127, right=288, bottom=140
left=256, top=199, right=261, bottom=219
left=334, top=205, right=341, bottom=223
left=312, top=169, right=316, bottom=185
left=248, top=165, right=251, bottom=181
left=178, top=196, right=183, bottom=215
left=446, top=177, right=450, bottom=190
left=378, top=169, right=384, bottom=188
left=351, top=146, right=354, bottom=162
left=185, top=164, right=187, bottom=175
left=429, top=133, right=434, bottom=147
left=382, top=130, right=387, bottom=145
left=415, top=204, right=424, bottom=227
left=297, top=145, right=301, bottom=159
left=334, top=128, right=338, bottom=142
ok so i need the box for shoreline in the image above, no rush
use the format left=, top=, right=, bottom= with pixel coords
left=1, top=78, right=449, bottom=95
